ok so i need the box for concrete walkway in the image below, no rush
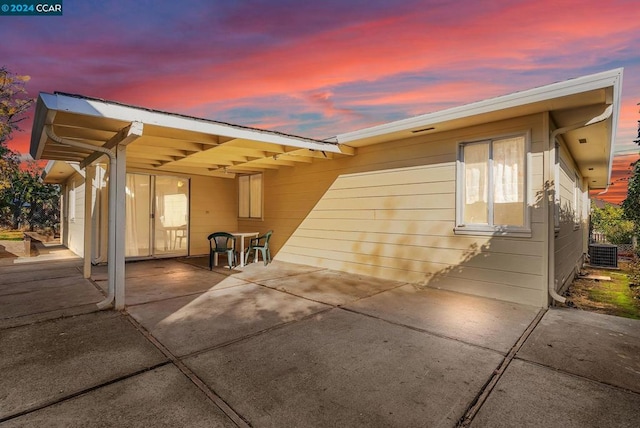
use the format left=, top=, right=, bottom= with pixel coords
left=1, top=257, right=639, bottom=427
left=0, top=238, right=80, bottom=267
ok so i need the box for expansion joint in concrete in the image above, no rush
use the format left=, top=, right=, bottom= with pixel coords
left=0, top=362, right=168, bottom=424
left=456, top=308, right=548, bottom=427
left=122, top=312, right=252, bottom=428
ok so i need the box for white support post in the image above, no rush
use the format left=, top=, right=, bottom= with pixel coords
left=114, top=144, right=127, bottom=310
left=83, top=165, right=95, bottom=279
left=44, top=123, right=142, bottom=310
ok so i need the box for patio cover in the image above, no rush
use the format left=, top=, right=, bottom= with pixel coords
left=29, top=92, right=355, bottom=310
left=30, top=92, right=354, bottom=179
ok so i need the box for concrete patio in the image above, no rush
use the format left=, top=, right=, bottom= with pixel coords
left=1, top=256, right=639, bottom=427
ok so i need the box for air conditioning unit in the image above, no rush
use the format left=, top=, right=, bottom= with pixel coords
left=588, top=244, right=617, bottom=268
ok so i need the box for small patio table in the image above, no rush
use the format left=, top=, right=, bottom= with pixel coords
left=230, top=232, right=259, bottom=267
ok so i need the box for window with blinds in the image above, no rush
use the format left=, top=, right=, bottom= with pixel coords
left=238, top=174, right=263, bottom=219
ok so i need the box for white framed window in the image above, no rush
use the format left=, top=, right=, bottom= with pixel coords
left=554, top=142, right=561, bottom=232
left=238, top=173, right=263, bottom=219
left=557, top=145, right=584, bottom=231
left=455, top=133, right=530, bottom=236
left=574, top=172, right=581, bottom=229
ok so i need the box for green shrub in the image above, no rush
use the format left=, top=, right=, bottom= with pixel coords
left=591, top=205, right=635, bottom=244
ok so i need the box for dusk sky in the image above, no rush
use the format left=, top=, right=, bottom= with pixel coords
left=1, top=0, right=639, bottom=202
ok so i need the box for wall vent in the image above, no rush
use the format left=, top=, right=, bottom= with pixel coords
left=588, top=244, right=617, bottom=268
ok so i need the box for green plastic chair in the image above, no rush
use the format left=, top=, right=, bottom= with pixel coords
left=207, top=232, right=236, bottom=270
left=245, top=230, right=273, bottom=266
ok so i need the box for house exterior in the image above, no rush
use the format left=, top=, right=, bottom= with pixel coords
left=34, top=69, right=623, bottom=309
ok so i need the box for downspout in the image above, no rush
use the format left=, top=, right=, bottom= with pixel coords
left=595, top=186, right=610, bottom=198
left=546, top=105, right=613, bottom=304
left=45, top=126, right=117, bottom=309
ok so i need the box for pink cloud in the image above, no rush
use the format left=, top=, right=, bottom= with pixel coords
left=103, top=0, right=635, bottom=114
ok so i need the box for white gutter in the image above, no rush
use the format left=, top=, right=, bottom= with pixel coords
left=550, top=105, right=613, bottom=140
left=45, top=126, right=117, bottom=309
left=547, top=105, right=614, bottom=304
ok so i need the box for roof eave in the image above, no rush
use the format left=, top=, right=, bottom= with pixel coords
left=39, top=92, right=342, bottom=155
left=337, top=68, right=624, bottom=145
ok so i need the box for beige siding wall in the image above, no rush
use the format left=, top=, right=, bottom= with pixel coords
left=64, top=172, right=86, bottom=257
left=92, top=165, right=109, bottom=263
left=256, top=114, right=549, bottom=307
left=554, top=144, right=586, bottom=292
left=189, top=175, right=238, bottom=255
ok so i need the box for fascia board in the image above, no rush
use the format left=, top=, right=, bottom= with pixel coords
left=29, top=93, right=58, bottom=160
left=605, top=69, right=624, bottom=187
left=41, top=159, right=56, bottom=179
left=41, top=160, right=83, bottom=182
left=337, top=68, right=624, bottom=144
left=51, top=93, right=342, bottom=154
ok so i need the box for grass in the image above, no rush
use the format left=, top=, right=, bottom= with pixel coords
left=0, top=230, right=24, bottom=240
left=567, top=262, right=640, bottom=320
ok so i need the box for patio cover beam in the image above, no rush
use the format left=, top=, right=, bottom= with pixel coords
left=80, top=121, right=144, bottom=169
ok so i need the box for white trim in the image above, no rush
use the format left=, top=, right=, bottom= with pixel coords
left=574, top=171, right=581, bottom=230
left=553, top=142, right=560, bottom=233
left=606, top=70, right=623, bottom=187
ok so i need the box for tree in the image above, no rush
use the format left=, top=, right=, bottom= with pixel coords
left=1, top=67, right=33, bottom=198
left=622, top=119, right=640, bottom=236
left=591, top=204, right=635, bottom=244
left=1, top=67, right=33, bottom=145
left=0, top=140, right=19, bottom=193
left=0, top=160, right=60, bottom=231
left=0, top=66, right=60, bottom=232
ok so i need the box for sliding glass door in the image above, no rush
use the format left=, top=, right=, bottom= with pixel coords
left=125, top=174, right=152, bottom=257
left=125, top=173, right=188, bottom=258
left=153, top=175, right=189, bottom=256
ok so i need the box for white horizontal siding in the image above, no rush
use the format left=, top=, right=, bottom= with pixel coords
left=66, top=174, right=85, bottom=257
left=554, top=145, right=585, bottom=291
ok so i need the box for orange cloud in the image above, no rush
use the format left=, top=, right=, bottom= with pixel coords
left=614, top=98, right=640, bottom=153
left=591, top=153, right=640, bottom=205
left=5, top=131, right=32, bottom=158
